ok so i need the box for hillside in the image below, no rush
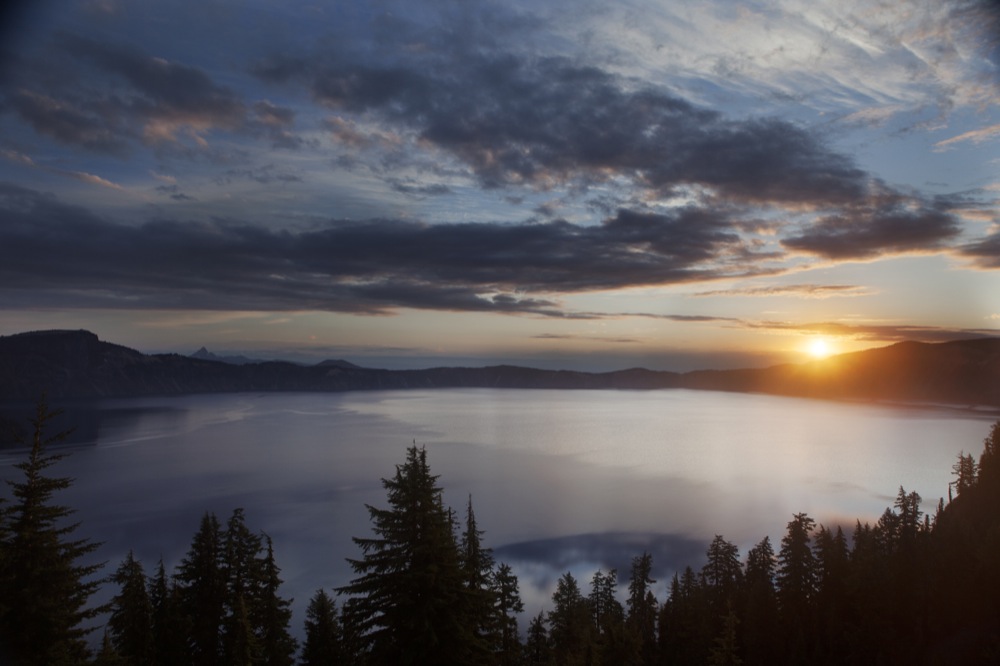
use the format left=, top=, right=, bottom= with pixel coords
left=0, top=329, right=998, bottom=407
left=684, top=338, right=1000, bottom=407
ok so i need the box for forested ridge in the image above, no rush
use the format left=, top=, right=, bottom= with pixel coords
left=1, top=400, right=999, bottom=665
left=2, top=329, right=999, bottom=407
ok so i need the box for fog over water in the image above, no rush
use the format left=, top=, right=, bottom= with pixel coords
left=1, top=389, right=995, bottom=629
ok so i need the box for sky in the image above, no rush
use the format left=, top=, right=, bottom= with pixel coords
left=0, top=0, right=998, bottom=371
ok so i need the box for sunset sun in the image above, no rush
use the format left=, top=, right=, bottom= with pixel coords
left=808, top=338, right=832, bottom=359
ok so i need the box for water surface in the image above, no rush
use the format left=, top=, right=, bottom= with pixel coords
left=1, top=389, right=993, bottom=624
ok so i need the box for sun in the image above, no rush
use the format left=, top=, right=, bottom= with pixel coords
left=807, top=338, right=832, bottom=359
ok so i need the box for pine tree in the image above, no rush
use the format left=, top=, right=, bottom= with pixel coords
left=0, top=487, right=7, bottom=626
left=221, top=508, right=264, bottom=665
left=812, top=525, right=850, bottom=658
left=743, top=536, right=775, bottom=592
left=625, top=552, right=657, bottom=665
left=338, top=597, right=366, bottom=664
left=92, top=631, right=125, bottom=666
left=980, top=421, right=1000, bottom=474
left=0, top=398, right=104, bottom=666
left=776, top=513, right=817, bottom=662
left=741, top=536, right=779, bottom=665
left=659, top=567, right=711, bottom=665
left=179, top=509, right=296, bottom=666
left=492, top=562, right=524, bottom=666
left=175, top=512, right=226, bottom=666
left=225, top=594, right=257, bottom=666
left=460, top=495, right=496, bottom=663
left=893, top=486, right=923, bottom=548
left=950, top=451, right=978, bottom=500
left=548, top=571, right=592, bottom=665
left=107, top=550, right=154, bottom=665
left=701, top=535, right=742, bottom=614
left=301, top=589, right=344, bottom=666
left=148, top=560, right=188, bottom=666
left=776, top=513, right=816, bottom=611
left=589, top=569, right=626, bottom=664
left=338, top=445, right=473, bottom=664
left=707, top=603, right=742, bottom=666
left=257, top=534, right=297, bottom=666
left=589, top=569, right=623, bottom=634
left=524, top=611, right=551, bottom=666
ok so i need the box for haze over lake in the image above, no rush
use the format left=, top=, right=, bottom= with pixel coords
left=1, top=389, right=995, bottom=625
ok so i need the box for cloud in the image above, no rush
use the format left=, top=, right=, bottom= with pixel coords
left=0, top=183, right=769, bottom=316
left=1, top=147, right=123, bottom=189
left=252, top=100, right=294, bottom=127
left=832, top=106, right=905, bottom=130
left=155, top=184, right=195, bottom=201
left=622, top=313, right=743, bottom=323
left=389, top=180, right=452, bottom=197
left=958, top=231, right=1000, bottom=269
left=10, top=89, right=127, bottom=153
left=275, top=50, right=870, bottom=206
left=61, top=34, right=245, bottom=140
left=934, top=123, right=1000, bottom=150
left=952, top=207, right=998, bottom=223
left=215, top=164, right=301, bottom=185
left=0, top=148, right=35, bottom=166
left=244, top=24, right=972, bottom=262
left=249, top=0, right=1000, bottom=208
left=532, top=314, right=999, bottom=344
left=251, top=100, right=305, bottom=149
left=683, top=0, right=1000, bottom=114
left=323, top=116, right=403, bottom=152
left=694, top=284, right=874, bottom=298
left=781, top=194, right=961, bottom=259
left=745, top=320, right=997, bottom=343
left=2, top=0, right=990, bottom=286
left=5, top=32, right=247, bottom=153
left=66, top=170, right=123, bottom=190
left=135, top=311, right=274, bottom=329
left=150, top=171, right=176, bottom=185
left=531, top=334, right=640, bottom=344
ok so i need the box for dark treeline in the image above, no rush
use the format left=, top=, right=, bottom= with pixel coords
left=1, top=399, right=999, bottom=664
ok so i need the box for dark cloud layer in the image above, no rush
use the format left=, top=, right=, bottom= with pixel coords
left=0, top=0, right=989, bottom=315
left=0, top=183, right=765, bottom=315
left=782, top=195, right=962, bottom=259
left=60, top=34, right=244, bottom=126
left=261, top=50, right=870, bottom=207
left=10, top=89, right=128, bottom=153
left=959, top=231, right=1000, bottom=268
left=247, top=32, right=976, bottom=262
left=2, top=32, right=305, bottom=153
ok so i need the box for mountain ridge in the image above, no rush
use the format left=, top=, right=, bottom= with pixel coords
left=1, top=329, right=998, bottom=407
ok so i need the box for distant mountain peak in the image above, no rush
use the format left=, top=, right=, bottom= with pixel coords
left=188, top=347, right=257, bottom=365
left=315, top=359, right=364, bottom=370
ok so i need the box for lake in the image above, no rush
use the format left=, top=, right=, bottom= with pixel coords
left=1, top=388, right=996, bottom=630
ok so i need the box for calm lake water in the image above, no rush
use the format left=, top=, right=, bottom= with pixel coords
left=1, top=388, right=996, bottom=629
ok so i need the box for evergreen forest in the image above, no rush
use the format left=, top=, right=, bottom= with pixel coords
left=1, top=398, right=999, bottom=665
